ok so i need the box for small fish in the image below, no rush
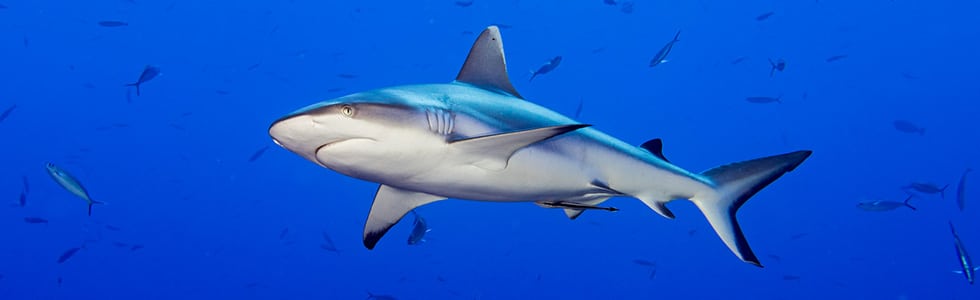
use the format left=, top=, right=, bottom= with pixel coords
left=957, top=169, right=971, bottom=212
left=768, top=58, right=786, bottom=77
left=825, top=55, right=848, bottom=62
left=603, top=0, right=617, bottom=5
left=619, top=1, right=634, bottom=13
left=745, top=96, right=781, bottom=104
left=57, top=247, right=82, bottom=264
left=44, top=162, right=104, bottom=216
left=766, top=254, right=782, bottom=263
left=731, top=56, right=748, bottom=65
left=857, top=196, right=916, bottom=212
left=573, top=98, right=584, bottom=119
left=893, top=120, right=925, bottom=135
left=18, top=191, right=27, bottom=207
left=454, top=0, right=474, bottom=7
left=529, top=56, right=562, bottom=82
left=755, top=12, right=775, bottom=21
left=366, top=291, right=398, bottom=300
left=24, top=217, right=49, bottom=224
left=246, top=63, right=261, bottom=71
left=632, top=259, right=656, bottom=267
left=0, top=104, right=17, bottom=123
left=904, top=182, right=949, bottom=198
left=98, top=21, right=129, bottom=27
left=278, top=227, right=289, bottom=240
left=130, top=244, right=144, bottom=252
left=125, top=65, right=161, bottom=96
left=649, top=31, right=681, bottom=67
left=407, top=210, right=431, bottom=245
left=248, top=146, right=270, bottom=162
left=949, top=222, right=975, bottom=284
left=321, top=231, right=339, bottom=253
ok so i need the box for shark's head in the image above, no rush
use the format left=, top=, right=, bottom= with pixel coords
left=268, top=91, right=448, bottom=179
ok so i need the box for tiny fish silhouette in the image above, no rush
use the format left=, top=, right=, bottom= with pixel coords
left=98, top=21, right=128, bottom=27
left=56, top=247, right=82, bottom=264
left=0, top=104, right=17, bottom=123
left=126, top=65, right=161, bottom=96
left=756, top=12, right=775, bottom=21
left=248, top=146, right=270, bottom=162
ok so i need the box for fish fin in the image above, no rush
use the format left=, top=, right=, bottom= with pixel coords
left=561, top=198, right=612, bottom=220
left=86, top=200, right=105, bottom=216
left=363, top=185, right=445, bottom=249
left=902, top=195, right=917, bottom=211
left=687, top=150, right=812, bottom=267
left=454, top=26, right=522, bottom=98
left=451, top=124, right=589, bottom=171
left=640, top=138, right=670, bottom=163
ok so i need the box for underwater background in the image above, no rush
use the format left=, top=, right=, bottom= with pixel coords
left=1, top=0, right=978, bottom=299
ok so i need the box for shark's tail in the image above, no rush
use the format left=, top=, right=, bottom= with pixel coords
left=688, top=150, right=812, bottom=267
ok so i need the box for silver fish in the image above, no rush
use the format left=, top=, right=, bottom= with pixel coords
left=407, top=211, right=430, bottom=245
left=856, top=196, right=916, bottom=212
left=649, top=31, right=681, bottom=67
left=44, top=162, right=103, bottom=216
left=949, top=222, right=975, bottom=285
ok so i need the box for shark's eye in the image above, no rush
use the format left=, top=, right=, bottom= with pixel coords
left=340, top=105, right=354, bottom=117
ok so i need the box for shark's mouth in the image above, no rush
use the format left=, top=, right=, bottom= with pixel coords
left=313, top=138, right=374, bottom=166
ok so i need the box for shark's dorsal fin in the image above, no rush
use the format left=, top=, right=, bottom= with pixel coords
left=451, top=124, right=589, bottom=170
left=363, top=185, right=445, bottom=249
left=640, top=138, right=670, bottom=163
left=455, top=26, right=523, bottom=98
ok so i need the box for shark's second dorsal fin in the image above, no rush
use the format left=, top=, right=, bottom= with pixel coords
left=455, top=26, right=523, bottom=99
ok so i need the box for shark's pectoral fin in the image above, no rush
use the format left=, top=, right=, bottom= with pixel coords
left=454, top=26, right=523, bottom=98
left=363, top=185, right=445, bottom=249
left=451, top=124, right=589, bottom=170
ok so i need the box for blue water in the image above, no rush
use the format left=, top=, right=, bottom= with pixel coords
left=1, top=1, right=978, bottom=299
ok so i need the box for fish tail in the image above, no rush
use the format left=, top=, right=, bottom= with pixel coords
left=903, top=195, right=917, bottom=211
left=87, top=199, right=105, bottom=216
left=656, top=150, right=812, bottom=267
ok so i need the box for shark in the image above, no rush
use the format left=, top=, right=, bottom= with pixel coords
left=268, top=26, right=812, bottom=267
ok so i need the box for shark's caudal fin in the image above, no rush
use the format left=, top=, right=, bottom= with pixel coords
left=454, top=26, right=523, bottom=98
left=363, top=185, right=445, bottom=249
left=690, top=150, right=812, bottom=267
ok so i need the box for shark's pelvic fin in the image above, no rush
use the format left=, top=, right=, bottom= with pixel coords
left=451, top=124, right=589, bottom=170
left=363, top=185, right=445, bottom=249
left=690, top=150, right=812, bottom=267
left=454, top=26, right=523, bottom=98
left=640, top=138, right=670, bottom=163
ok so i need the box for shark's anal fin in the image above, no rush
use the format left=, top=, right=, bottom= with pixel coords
left=640, top=138, right=670, bottom=163
left=363, top=185, right=445, bottom=249
left=454, top=26, right=523, bottom=98
left=451, top=124, right=589, bottom=170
